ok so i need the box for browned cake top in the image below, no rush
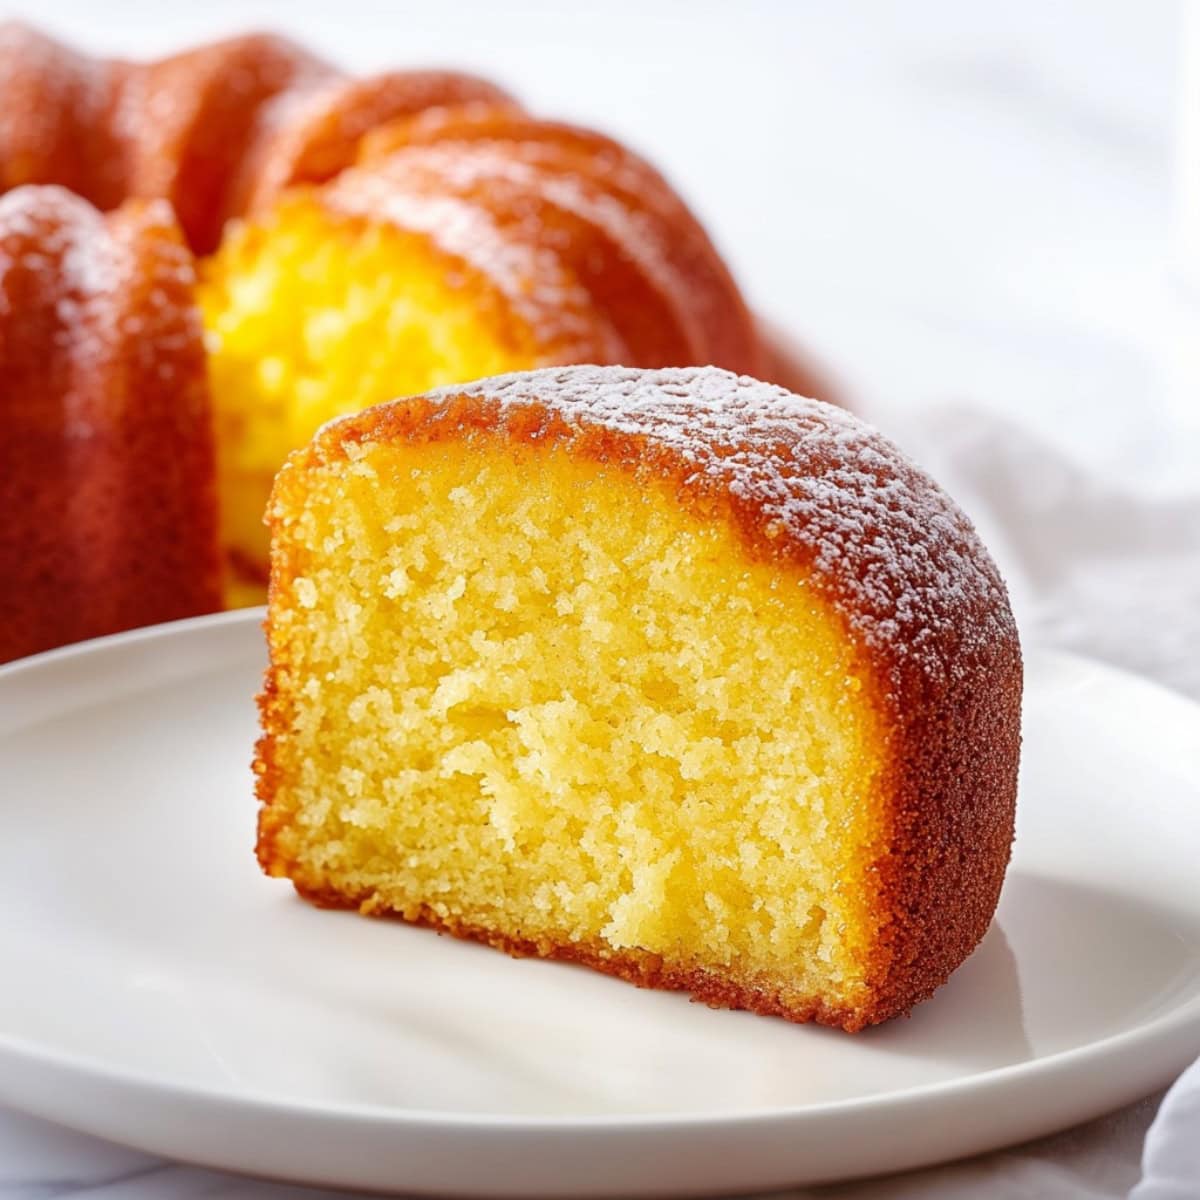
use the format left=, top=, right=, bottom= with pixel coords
left=319, top=365, right=1018, bottom=699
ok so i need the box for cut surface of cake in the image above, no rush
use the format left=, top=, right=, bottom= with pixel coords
left=256, top=366, right=1022, bottom=1031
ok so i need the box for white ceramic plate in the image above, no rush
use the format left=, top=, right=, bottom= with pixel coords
left=1, top=611, right=1198, bottom=1197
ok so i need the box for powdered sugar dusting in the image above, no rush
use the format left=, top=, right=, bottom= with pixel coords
left=0, top=186, right=116, bottom=362
left=0, top=185, right=204, bottom=416
left=421, top=366, right=1018, bottom=691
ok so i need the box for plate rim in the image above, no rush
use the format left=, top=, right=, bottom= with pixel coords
left=0, top=981, right=1198, bottom=1133
left=1, top=611, right=1199, bottom=1151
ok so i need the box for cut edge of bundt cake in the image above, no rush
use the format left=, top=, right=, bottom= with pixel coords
left=254, top=366, right=1022, bottom=1032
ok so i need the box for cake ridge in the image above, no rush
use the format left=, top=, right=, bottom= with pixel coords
left=0, top=183, right=220, bottom=663
left=0, top=21, right=513, bottom=253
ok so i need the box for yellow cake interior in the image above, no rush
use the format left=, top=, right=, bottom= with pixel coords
left=261, top=434, right=889, bottom=1012
left=198, top=195, right=532, bottom=599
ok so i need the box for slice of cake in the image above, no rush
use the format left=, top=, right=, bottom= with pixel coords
left=255, top=366, right=1021, bottom=1031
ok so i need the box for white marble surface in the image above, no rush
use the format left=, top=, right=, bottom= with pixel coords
left=0, top=1, right=1196, bottom=1196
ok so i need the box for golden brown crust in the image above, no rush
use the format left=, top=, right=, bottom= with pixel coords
left=0, top=24, right=765, bottom=380
left=338, top=142, right=698, bottom=367
left=361, top=106, right=766, bottom=379
left=0, top=24, right=510, bottom=255
left=290, top=880, right=876, bottom=1033
left=116, top=34, right=331, bottom=254
left=235, top=74, right=520, bottom=216
left=256, top=365, right=1021, bottom=1030
left=0, top=24, right=770, bottom=393
left=0, top=23, right=125, bottom=208
left=0, top=186, right=222, bottom=663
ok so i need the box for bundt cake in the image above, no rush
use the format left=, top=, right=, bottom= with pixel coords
left=0, top=185, right=220, bottom=664
left=255, top=366, right=1022, bottom=1032
left=0, top=22, right=798, bottom=615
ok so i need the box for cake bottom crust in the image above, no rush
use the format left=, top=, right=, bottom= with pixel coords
left=291, top=879, right=885, bottom=1033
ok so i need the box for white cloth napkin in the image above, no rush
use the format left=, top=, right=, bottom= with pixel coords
left=826, top=402, right=1200, bottom=1200
left=1, top=402, right=1197, bottom=1200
